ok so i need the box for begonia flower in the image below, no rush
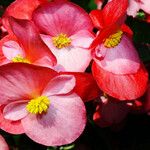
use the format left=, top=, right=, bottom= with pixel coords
left=0, top=63, right=87, bottom=146
left=0, top=135, right=9, bottom=150
left=127, top=0, right=150, bottom=17
left=32, top=1, right=94, bottom=72
left=0, top=17, right=56, bottom=67
left=93, top=96, right=130, bottom=127
left=90, top=0, right=148, bottom=100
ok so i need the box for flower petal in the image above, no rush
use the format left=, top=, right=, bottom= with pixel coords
left=0, top=135, right=9, bottom=150
left=70, top=30, right=95, bottom=49
left=9, top=17, right=57, bottom=66
left=21, top=94, right=86, bottom=146
left=32, top=1, right=93, bottom=36
left=92, top=61, right=148, bottom=100
left=102, top=0, right=128, bottom=26
left=41, top=34, right=92, bottom=72
left=2, top=40, right=25, bottom=60
left=2, top=0, right=45, bottom=34
left=59, top=72, right=100, bottom=102
left=3, top=100, right=28, bottom=121
left=95, top=35, right=140, bottom=74
left=0, top=106, right=24, bottom=134
left=127, top=0, right=140, bottom=17
left=0, top=63, right=57, bottom=104
left=43, top=75, right=75, bottom=96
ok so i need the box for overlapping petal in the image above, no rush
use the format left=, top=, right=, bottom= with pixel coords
left=21, top=94, right=86, bottom=146
left=92, top=61, right=148, bottom=100
left=32, top=1, right=93, bottom=36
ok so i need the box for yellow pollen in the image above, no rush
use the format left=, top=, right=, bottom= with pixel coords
left=104, top=30, right=123, bottom=48
left=26, top=96, right=50, bottom=114
left=12, top=55, right=30, bottom=64
left=52, top=33, right=71, bottom=49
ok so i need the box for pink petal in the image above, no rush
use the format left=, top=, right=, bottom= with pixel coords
left=3, top=100, right=28, bottom=121
left=32, top=1, right=93, bottom=36
left=96, top=35, right=140, bottom=74
left=41, top=34, right=92, bottom=72
left=0, top=135, right=9, bottom=150
left=140, top=0, right=150, bottom=14
left=9, top=17, right=57, bottom=66
left=127, top=0, right=140, bottom=17
left=0, top=35, right=15, bottom=65
left=43, top=75, right=75, bottom=96
left=21, top=94, right=86, bottom=146
left=0, top=106, right=24, bottom=134
left=2, top=40, right=25, bottom=60
left=70, top=30, right=95, bottom=49
left=0, top=63, right=57, bottom=104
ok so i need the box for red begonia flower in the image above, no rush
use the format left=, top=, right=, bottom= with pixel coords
left=90, top=0, right=148, bottom=100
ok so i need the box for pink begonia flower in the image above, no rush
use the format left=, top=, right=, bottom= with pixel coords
left=32, top=1, right=94, bottom=72
left=127, top=0, right=150, bottom=17
left=93, top=96, right=130, bottom=127
left=0, top=63, right=86, bottom=146
left=0, top=135, right=9, bottom=150
left=0, top=17, right=56, bottom=67
left=90, top=0, right=148, bottom=100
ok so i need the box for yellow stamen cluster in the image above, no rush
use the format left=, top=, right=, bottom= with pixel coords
left=26, top=96, right=50, bottom=114
left=104, top=30, right=123, bottom=48
left=52, top=33, right=71, bottom=49
left=12, top=55, right=30, bottom=64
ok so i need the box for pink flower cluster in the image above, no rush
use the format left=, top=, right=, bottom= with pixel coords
left=0, top=0, right=149, bottom=148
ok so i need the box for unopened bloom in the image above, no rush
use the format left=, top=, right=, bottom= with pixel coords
left=0, top=63, right=86, bottom=146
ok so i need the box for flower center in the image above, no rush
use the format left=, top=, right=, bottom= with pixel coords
left=12, top=55, right=30, bottom=64
left=26, top=96, right=50, bottom=114
left=103, top=30, right=123, bottom=48
left=52, top=33, right=71, bottom=49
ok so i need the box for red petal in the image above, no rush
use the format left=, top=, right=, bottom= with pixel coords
left=2, top=0, right=46, bottom=34
left=92, top=61, right=148, bottom=100
left=59, top=72, right=100, bottom=102
left=90, top=24, right=119, bottom=49
left=121, top=24, right=133, bottom=38
left=90, top=10, right=104, bottom=29
left=9, top=17, right=57, bottom=66
left=102, top=0, right=128, bottom=26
